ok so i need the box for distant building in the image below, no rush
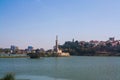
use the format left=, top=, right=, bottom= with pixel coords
left=28, top=46, right=33, bottom=50
left=10, top=45, right=19, bottom=54
left=27, top=46, right=33, bottom=53
left=99, top=41, right=106, bottom=46
left=109, top=37, right=115, bottom=42
left=72, top=38, right=74, bottom=42
left=17, top=49, right=26, bottom=54
left=89, top=40, right=99, bottom=47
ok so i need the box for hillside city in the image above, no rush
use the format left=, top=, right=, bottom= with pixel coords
left=0, top=37, right=120, bottom=56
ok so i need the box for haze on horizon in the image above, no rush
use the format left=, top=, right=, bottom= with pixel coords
left=0, top=0, right=120, bottom=50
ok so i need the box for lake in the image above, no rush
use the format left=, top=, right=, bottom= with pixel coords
left=0, top=56, right=120, bottom=80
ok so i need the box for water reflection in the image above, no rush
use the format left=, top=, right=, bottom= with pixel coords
left=1, top=57, right=120, bottom=80
left=54, top=58, right=58, bottom=80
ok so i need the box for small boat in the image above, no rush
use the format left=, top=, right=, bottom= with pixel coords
left=27, top=53, right=40, bottom=58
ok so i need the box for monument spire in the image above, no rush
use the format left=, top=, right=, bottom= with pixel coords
left=56, top=35, right=58, bottom=53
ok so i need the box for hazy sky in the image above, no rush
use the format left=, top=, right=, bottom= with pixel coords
left=0, top=0, right=120, bottom=49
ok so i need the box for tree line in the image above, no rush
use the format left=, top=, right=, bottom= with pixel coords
left=59, top=41, right=120, bottom=56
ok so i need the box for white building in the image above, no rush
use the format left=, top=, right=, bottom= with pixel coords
left=54, top=36, right=70, bottom=57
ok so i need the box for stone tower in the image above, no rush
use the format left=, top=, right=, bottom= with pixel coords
left=55, top=35, right=59, bottom=53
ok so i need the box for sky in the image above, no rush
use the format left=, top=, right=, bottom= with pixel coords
left=0, top=0, right=120, bottom=49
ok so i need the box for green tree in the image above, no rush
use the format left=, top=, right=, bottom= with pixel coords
left=0, top=73, right=15, bottom=80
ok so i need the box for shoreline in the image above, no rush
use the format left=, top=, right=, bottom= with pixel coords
left=0, top=55, right=120, bottom=58
left=0, top=56, right=28, bottom=58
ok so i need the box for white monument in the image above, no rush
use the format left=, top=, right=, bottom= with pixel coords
left=54, top=35, right=70, bottom=57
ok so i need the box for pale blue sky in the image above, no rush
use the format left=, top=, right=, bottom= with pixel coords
left=0, top=0, right=120, bottom=49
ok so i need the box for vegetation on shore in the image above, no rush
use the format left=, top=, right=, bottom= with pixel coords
left=59, top=41, right=120, bottom=56
left=0, top=56, right=28, bottom=58
left=0, top=73, right=15, bottom=80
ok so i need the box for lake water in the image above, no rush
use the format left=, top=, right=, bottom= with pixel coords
left=0, top=56, right=120, bottom=80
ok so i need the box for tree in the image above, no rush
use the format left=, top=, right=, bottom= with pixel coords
left=3, top=49, right=10, bottom=53
left=0, top=48, right=3, bottom=53
left=0, top=73, right=15, bottom=80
